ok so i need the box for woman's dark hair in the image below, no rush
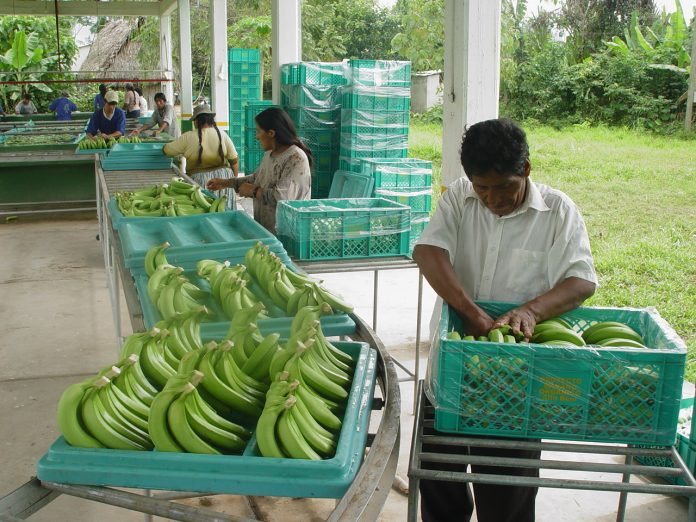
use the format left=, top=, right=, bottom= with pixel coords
left=99, top=84, right=107, bottom=96
left=255, top=107, right=313, bottom=168
left=135, top=87, right=143, bottom=96
left=460, top=118, right=529, bottom=180
left=125, top=83, right=135, bottom=92
left=195, top=113, right=225, bottom=165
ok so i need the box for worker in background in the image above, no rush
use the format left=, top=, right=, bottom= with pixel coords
left=131, top=92, right=179, bottom=138
left=413, top=118, right=597, bottom=522
left=86, top=90, right=125, bottom=140
left=123, top=83, right=140, bottom=118
left=135, top=87, right=148, bottom=114
left=15, top=93, right=37, bottom=115
left=94, top=84, right=108, bottom=111
left=162, top=104, right=238, bottom=207
left=48, top=91, right=78, bottom=121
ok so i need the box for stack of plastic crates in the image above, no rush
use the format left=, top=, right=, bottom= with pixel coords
left=228, top=48, right=262, bottom=165
left=339, top=60, right=411, bottom=174
left=243, top=100, right=275, bottom=174
left=281, top=62, right=346, bottom=198
left=361, top=158, right=432, bottom=252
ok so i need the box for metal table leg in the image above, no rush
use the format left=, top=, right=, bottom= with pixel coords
left=372, top=269, right=379, bottom=332
left=414, top=270, right=423, bottom=414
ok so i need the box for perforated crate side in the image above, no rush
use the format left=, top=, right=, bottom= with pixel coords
left=361, top=158, right=433, bottom=189
left=348, top=59, right=411, bottom=87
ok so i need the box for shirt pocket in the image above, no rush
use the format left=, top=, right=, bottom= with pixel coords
left=504, top=249, right=549, bottom=295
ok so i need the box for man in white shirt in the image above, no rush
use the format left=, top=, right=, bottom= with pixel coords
left=413, top=118, right=597, bottom=522
left=131, top=92, right=180, bottom=138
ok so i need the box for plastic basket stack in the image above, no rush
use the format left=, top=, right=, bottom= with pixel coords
left=339, top=60, right=411, bottom=174
left=228, top=48, right=262, bottom=164
left=361, top=158, right=432, bottom=252
left=280, top=62, right=347, bottom=198
left=243, top=100, right=275, bottom=174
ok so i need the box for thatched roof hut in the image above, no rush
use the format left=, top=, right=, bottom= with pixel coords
left=80, top=18, right=158, bottom=107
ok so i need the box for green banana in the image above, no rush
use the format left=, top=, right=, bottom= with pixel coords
left=294, top=383, right=342, bottom=431
left=183, top=389, right=246, bottom=452
left=312, top=283, right=354, bottom=314
left=276, top=405, right=322, bottom=460
left=595, top=337, right=645, bottom=348
left=255, top=395, right=287, bottom=458
left=242, top=332, right=281, bottom=381
left=81, top=384, right=147, bottom=450
left=168, top=385, right=221, bottom=454
left=56, top=381, right=104, bottom=448
left=530, top=326, right=586, bottom=346
left=583, top=324, right=643, bottom=346
left=487, top=328, right=505, bottom=343
left=190, top=387, right=251, bottom=439
left=290, top=396, right=336, bottom=457
left=144, top=242, right=170, bottom=277
left=148, top=386, right=185, bottom=452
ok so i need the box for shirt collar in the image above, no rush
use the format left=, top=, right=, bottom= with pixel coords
left=463, top=177, right=550, bottom=216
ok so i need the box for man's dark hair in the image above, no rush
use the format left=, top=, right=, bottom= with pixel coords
left=99, top=84, right=107, bottom=96
left=460, top=118, right=529, bottom=180
left=154, top=92, right=166, bottom=102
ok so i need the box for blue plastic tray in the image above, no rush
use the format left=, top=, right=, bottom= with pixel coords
left=328, top=170, right=375, bottom=199
left=119, top=211, right=283, bottom=269
left=37, top=342, right=376, bottom=498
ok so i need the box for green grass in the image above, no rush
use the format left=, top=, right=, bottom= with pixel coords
left=409, top=121, right=696, bottom=380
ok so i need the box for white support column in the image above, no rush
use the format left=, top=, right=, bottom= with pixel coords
left=441, top=0, right=501, bottom=187
left=159, top=14, right=175, bottom=106
left=177, top=0, right=193, bottom=122
left=271, top=0, right=301, bottom=104
left=209, top=0, right=229, bottom=132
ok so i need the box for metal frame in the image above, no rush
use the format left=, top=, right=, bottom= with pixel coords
left=294, top=257, right=425, bottom=412
left=407, top=380, right=696, bottom=522
left=0, top=165, right=403, bottom=522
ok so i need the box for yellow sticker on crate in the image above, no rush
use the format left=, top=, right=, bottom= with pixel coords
left=537, top=376, right=583, bottom=403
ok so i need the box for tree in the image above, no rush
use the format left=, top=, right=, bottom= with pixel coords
left=557, top=0, right=658, bottom=62
left=390, top=0, right=444, bottom=71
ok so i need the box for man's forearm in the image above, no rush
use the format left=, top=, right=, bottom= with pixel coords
left=412, top=244, right=493, bottom=335
left=523, top=277, right=596, bottom=323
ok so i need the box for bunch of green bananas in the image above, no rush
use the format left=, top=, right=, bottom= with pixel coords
left=56, top=356, right=154, bottom=450
left=197, top=260, right=267, bottom=320
left=254, top=306, right=356, bottom=460
left=243, top=242, right=354, bottom=315
left=77, top=136, right=115, bottom=150
left=114, top=177, right=226, bottom=217
left=580, top=321, right=645, bottom=348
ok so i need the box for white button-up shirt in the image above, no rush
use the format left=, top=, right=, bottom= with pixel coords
left=417, top=176, right=597, bottom=315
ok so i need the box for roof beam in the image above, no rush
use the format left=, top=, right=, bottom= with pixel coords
left=0, top=1, right=163, bottom=17
left=160, top=0, right=178, bottom=17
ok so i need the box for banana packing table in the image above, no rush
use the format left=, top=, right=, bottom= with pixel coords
left=407, top=381, right=696, bottom=522
left=293, top=257, right=425, bottom=412
left=0, top=164, right=402, bottom=522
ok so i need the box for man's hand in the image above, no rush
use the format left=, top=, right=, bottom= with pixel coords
left=458, top=304, right=495, bottom=338
left=492, top=306, right=539, bottom=341
left=206, top=178, right=230, bottom=191
left=131, top=128, right=140, bottom=136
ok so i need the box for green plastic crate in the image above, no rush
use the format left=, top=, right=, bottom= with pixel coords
left=244, top=148, right=266, bottom=174
left=281, top=62, right=347, bottom=86
left=341, top=87, right=410, bottom=112
left=229, top=73, right=260, bottom=87
left=432, top=302, right=687, bottom=445
left=281, top=84, right=342, bottom=108
left=341, top=109, right=410, bottom=131
left=311, top=171, right=334, bottom=199
left=348, top=59, right=411, bottom=87
left=228, top=48, right=260, bottom=62
left=286, top=107, right=341, bottom=128
left=312, top=149, right=339, bottom=174
left=229, top=85, right=261, bottom=101
left=229, top=61, right=261, bottom=75
left=339, top=146, right=408, bottom=161
left=340, top=133, right=409, bottom=152
left=300, top=128, right=340, bottom=148
left=277, top=198, right=411, bottom=260
left=361, top=158, right=432, bottom=189
left=374, top=186, right=432, bottom=213
left=409, top=212, right=430, bottom=252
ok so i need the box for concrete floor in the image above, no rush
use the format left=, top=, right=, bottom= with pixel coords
left=0, top=217, right=690, bottom=521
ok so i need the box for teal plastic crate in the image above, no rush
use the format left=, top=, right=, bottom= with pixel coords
left=341, top=87, right=410, bottom=112
left=286, top=107, right=341, bottom=128
left=409, top=212, right=430, bottom=253
left=229, top=85, right=261, bottom=101
left=432, top=302, right=687, bottom=445
left=281, top=84, right=342, bottom=108
left=341, top=108, right=409, bottom=130
left=37, top=342, right=375, bottom=499
left=229, top=72, right=261, bottom=87
left=311, top=171, right=334, bottom=199
left=118, top=210, right=279, bottom=267
left=339, top=157, right=361, bottom=173
left=339, top=146, right=408, bottom=161
left=244, top=148, right=266, bottom=174
left=312, top=149, right=339, bottom=174
left=374, top=186, right=433, bottom=213
left=228, top=48, right=260, bottom=62
left=361, top=158, right=432, bottom=189
left=340, top=132, right=409, bottom=152
left=348, top=59, right=411, bottom=87
left=300, top=128, right=340, bottom=148
left=280, top=62, right=347, bottom=86
left=328, top=170, right=375, bottom=199
left=277, top=198, right=411, bottom=261
left=229, top=61, right=261, bottom=75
